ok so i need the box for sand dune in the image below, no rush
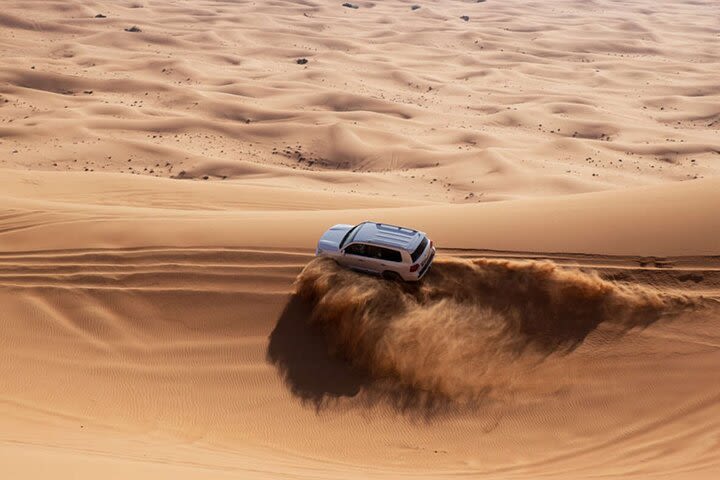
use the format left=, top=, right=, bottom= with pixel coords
left=2, top=0, right=719, bottom=200
left=1, top=0, right=719, bottom=478
left=1, top=169, right=718, bottom=255
left=2, top=244, right=718, bottom=478
left=1, top=169, right=718, bottom=478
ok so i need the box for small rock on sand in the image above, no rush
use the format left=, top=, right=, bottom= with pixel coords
left=460, top=15, right=470, bottom=22
left=411, top=5, right=421, bottom=10
left=124, top=26, right=142, bottom=32
left=342, top=3, right=359, bottom=9
left=94, top=14, right=107, bottom=18
left=296, top=58, right=309, bottom=65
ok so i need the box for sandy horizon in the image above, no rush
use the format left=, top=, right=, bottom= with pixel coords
left=1, top=0, right=719, bottom=478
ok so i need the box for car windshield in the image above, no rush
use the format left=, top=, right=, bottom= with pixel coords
left=339, top=224, right=361, bottom=249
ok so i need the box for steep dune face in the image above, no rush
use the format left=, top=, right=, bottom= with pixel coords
left=2, top=244, right=719, bottom=479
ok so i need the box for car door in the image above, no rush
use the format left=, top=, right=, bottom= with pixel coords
left=342, top=243, right=373, bottom=272
left=361, top=245, right=384, bottom=274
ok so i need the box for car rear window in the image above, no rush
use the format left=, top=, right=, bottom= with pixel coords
left=410, top=237, right=428, bottom=263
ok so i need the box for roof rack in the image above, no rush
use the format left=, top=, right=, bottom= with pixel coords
left=375, top=222, right=417, bottom=234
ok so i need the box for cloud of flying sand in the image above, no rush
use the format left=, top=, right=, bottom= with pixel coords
left=293, top=257, right=695, bottom=399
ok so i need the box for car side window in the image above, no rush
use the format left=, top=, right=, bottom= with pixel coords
left=365, top=245, right=402, bottom=262
left=379, top=247, right=402, bottom=262
left=344, top=243, right=367, bottom=256
left=364, top=245, right=381, bottom=260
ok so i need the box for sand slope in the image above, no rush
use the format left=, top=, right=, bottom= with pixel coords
left=1, top=169, right=719, bottom=478
left=1, top=243, right=718, bottom=478
left=1, top=169, right=719, bottom=255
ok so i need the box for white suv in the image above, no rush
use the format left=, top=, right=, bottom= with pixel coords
left=315, top=221, right=436, bottom=281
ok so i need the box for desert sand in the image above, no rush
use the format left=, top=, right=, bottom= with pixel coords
left=1, top=0, right=719, bottom=478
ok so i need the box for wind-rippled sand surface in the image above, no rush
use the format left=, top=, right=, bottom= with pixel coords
left=1, top=0, right=719, bottom=478
left=2, top=0, right=719, bottom=199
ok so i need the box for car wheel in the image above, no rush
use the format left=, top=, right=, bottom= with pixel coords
left=382, top=271, right=402, bottom=282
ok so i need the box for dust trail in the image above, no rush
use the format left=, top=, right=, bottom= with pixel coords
left=294, top=257, right=696, bottom=399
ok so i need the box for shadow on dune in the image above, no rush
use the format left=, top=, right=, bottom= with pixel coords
left=267, top=294, right=479, bottom=419
left=268, top=296, right=465, bottom=417
left=267, top=295, right=368, bottom=403
left=268, top=257, right=697, bottom=409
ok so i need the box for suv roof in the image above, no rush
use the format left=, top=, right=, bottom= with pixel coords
left=352, top=221, right=423, bottom=251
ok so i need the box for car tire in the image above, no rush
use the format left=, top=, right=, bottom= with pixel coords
left=382, top=271, right=402, bottom=282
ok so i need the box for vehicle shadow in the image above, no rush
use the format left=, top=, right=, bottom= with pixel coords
left=266, top=294, right=469, bottom=419
left=266, top=295, right=368, bottom=405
